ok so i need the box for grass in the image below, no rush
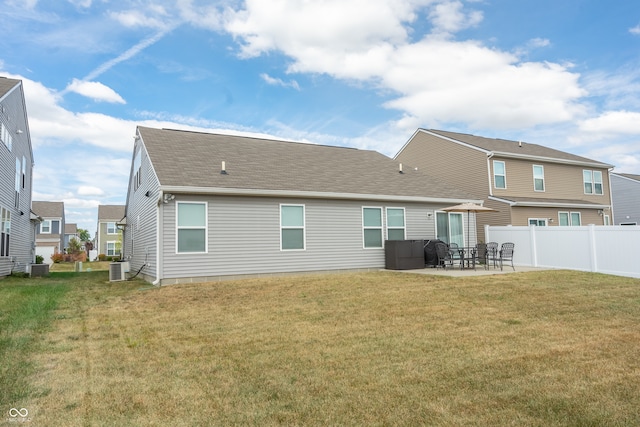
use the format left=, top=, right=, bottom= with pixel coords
left=2, top=270, right=640, bottom=426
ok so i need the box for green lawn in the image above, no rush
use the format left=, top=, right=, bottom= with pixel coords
left=2, top=270, right=640, bottom=426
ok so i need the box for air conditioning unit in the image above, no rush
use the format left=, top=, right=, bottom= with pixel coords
left=109, top=262, right=128, bottom=282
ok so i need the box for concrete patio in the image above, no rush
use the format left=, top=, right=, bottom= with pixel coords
left=384, top=265, right=551, bottom=277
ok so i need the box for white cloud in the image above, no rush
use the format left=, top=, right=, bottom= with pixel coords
left=428, top=0, right=483, bottom=36
left=78, top=186, right=105, bottom=196
left=260, top=73, right=300, bottom=90
left=630, top=25, right=640, bottom=35
left=578, top=110, right=640, bottom=135
left=66, top=79, right=126, bottom=104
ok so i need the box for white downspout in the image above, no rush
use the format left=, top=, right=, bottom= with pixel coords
left=152, top=191, right=163, bottom=286
left=487, top=153, right=494, bottom=197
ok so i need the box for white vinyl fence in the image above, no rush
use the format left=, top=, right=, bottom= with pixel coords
left=485, top=225, right=640, bottom=279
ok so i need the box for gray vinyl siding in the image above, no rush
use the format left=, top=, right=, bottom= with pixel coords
left=0, top=81, right=34, bottom=275
left=611, top=174, right=640, bottom=225
left=158, top=195, right=447, bottom=283
left=123, top=140, right=159, bottom=281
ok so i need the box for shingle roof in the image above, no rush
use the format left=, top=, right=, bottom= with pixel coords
left=615, top=173, right=640, bottom=182
left=0, top=76, right=20, bottom=99
left=97, top=205, right=125, bottom=221
left=427, top=129, right=613, bottom=167
left=32, top=201, right=64, bottom=218
left=65, top=223, right=77, bottom=234
left=138, top=127, right=476, bottom=201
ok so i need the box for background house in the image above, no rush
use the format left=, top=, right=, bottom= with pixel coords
left=395, top=129, right=614, bottom=242
left=0, top=77, right=36, bottom=276
left=123, top=126, right=479, bottom=285
left=32, top=201, right=65, bottom=264
left=95, top=204, right=125, bottom=259
left=64, top=222, right=78, bottom=252
left=611, top=173, right=640, bottom=225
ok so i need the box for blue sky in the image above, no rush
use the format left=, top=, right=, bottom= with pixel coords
left=1, top=0, right=640, bottom=235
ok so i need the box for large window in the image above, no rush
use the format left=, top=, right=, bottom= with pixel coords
left=559, top=212, right=581, bottom=226
left=1, top=123, right=12, bottom=151
left=583, top=170, right=603, bottom=195
left=533, top=165, right=545, bottom=192
left=177, top=202, right=207, bottom=253
left=386, top=208, right=405, bottom=241
left=436, top=211, right=464, bottom=246
left=493, top=160, right=506, bottom=189
left=40, top=219, right=51, bottom=234
left=363, top=207, right=383, bottom=248
left=106, top=241, right=118, bottom=257
left=0, top=207, right=10, bottom=257
left=281, top=204, right=305, bottom=250
left=107, top=222, right=118, bottom=234
left=133, top=148, right=142, bottom=191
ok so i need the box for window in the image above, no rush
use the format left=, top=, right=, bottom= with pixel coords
left=21, top=156, right=26, bottom=189
left=528, top=218, right=547, bottom=226
left=363, top=207, right=383, bottom=248
left=0, top=123, right=12, bottom=151
left=493, top=160, right=506, bottom=189
left=106, top=222, right=117, bottom=234
left=133, top=148, right=142, bottom=190
left=558, top=212, right=581, bottom=226
left=0, top=207, right=10, bottom=257
left=281, top=204, right=305, bottom=250
left=604, top=215, right=610, bottom=226
left=436, top=211, right=464, bottom=246
left=106, top=241, right=119, bottom=257
left=386, top=208, right=405, bottom=241
left=14, top=158, right=19, bottom=208
left=571, top=212, right=581, bottom=226
left=533, top=165, right=545, bottom=191
left=583, top=170, right=603, bottom=195
left=40, top=219, right=51, bottom=234
left=177, top=202, right=207, bottom=253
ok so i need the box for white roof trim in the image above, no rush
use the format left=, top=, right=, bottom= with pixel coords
left=160, top=185, right=482, bottom=205
left=489, top=196, right=610, bottom=209
left=491, top=151, right=613, bottom=169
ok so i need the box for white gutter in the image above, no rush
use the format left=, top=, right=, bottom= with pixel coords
left=159, top=185, right=483, bottom=205
left=488, top=196, right=610, bottom=209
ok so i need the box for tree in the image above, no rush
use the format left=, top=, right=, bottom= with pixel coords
left=68, top=237, right=82, bottom=255
left=77, top=228, right=91, bottom=242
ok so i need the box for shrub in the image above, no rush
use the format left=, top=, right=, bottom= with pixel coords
left=98, top=254, right=106, bottom=261
left=35, top=255, right=44, bottom=264
left=50, top=253, right=64, bottom=263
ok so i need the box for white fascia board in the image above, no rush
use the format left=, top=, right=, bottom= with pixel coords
left=422, top=130, right=490, bottom=154
left=491, top=151, right=613, bottom=169
left=488, top=196, right=609, bottom=209
left=160, top=185, right=482, bottom=205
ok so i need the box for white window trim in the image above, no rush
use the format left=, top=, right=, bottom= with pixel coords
left=435, top=211, right=464, bottom=245
left=106, top=222, right=118, bottom=235
left=106, top=241, right=118, bottom=256
left=176, top=201, right=208, bottom=254
left=385, top=207, right=406, bottom=241
left=41, top=219, right=52, bottom=234
left=493, top=160, right=507, bottom=189
left=533, top=164, right=545, bottom=192
left=583, top=169, right=604, bottom=195
left=528, top=218, right=547, bottom=226
left=570, top=211, right=582, bottom=226
left=280, top=204, right=306, bottom=251
left=362, top=206, right=383, bottom=249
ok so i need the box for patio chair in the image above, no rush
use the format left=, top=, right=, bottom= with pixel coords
left=448, top=242, right=462, bottom=267
left=435, top=242, right=454, bottom=269
left=476, top=243, right=488, bottom=269
left=486, top=242, right=499, bottom=269
left=499, top=242, right=515, bottom=271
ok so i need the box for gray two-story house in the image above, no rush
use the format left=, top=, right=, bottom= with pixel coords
left=0, top=77, right=36, bottom=276
left=395, top=129, right=614, bottom=242
left=122, top=126, right=479, bottom=285
left=611, top=173, right=640, bottom=225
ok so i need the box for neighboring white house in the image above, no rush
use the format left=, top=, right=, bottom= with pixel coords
left=611, top=173, right=640, bottom=225
left=123, top=126, right=480, bottom=285
left=0, top=76, right=36, bottom=276
left=32, top=201, right=65, bottom=264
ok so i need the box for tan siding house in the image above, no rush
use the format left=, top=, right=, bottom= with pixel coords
left=395, top=129, right=614, bottom=241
